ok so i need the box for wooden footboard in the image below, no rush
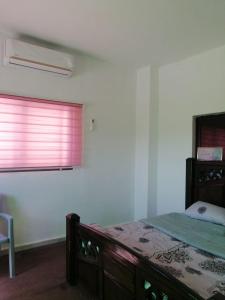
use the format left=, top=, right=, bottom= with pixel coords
left=66, top=213, right=137, bottom=299
left=66, top=213, right=225, bottom=300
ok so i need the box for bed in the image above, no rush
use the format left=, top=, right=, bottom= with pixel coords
left=66, top=158, right=225, bottom=300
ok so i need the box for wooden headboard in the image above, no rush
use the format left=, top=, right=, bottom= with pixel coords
left=186, top=158, right=225, bottom=209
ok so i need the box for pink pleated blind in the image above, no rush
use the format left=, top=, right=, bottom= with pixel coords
left=200, top=126, right=225, bottom=159
left=0, top=94, right=82, bottom=170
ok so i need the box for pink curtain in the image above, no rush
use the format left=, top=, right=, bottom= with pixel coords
left=0, top=94, right=82, bottom=170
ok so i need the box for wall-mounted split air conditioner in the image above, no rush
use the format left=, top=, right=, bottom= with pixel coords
left=4, top=39, right=73, bottom=76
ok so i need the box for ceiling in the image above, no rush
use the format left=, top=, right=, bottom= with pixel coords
left=0, top=0, right=225, bottom=67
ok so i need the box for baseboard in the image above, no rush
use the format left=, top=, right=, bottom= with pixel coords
left=1, top=236, right=66, bottom=255
left=16, top=236, right=66, bottom=252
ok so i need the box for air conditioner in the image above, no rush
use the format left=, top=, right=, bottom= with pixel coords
left=4, top=39, right=73, bottom=76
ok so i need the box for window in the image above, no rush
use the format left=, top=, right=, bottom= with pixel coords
left=195, top=113, right=225, bottom=160
left=0, top=94, right=82, bottom=171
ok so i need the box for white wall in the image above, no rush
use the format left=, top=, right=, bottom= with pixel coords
left=134, top=65, right=158, bottom=219
left=134, top=66, right=150, bottom=220
left=157, top=45, right=225, bottom=214
left=148, top=66, right=158, bottom=217
left=3, top=35, right=224, bottom=248
left=0, top=35, right=136, bottom=247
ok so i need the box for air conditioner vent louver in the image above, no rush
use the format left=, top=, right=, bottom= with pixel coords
left=4, top=39, right=73, bottom=76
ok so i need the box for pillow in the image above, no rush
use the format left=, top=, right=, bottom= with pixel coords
left=185, top=201, right=225, bottom=226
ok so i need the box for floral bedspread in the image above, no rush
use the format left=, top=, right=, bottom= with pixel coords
left=91, top=221, right=225, bottom=299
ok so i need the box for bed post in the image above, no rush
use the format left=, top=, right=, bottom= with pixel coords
left=66, top=213, right=80, bottom=285
left=186, top=158, right=195, bottom=209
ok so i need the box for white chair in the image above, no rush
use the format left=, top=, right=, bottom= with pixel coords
left=0, top=213, right=15, bottom=278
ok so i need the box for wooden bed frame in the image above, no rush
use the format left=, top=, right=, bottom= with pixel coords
left=66, top=158, right=225, bottom=300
